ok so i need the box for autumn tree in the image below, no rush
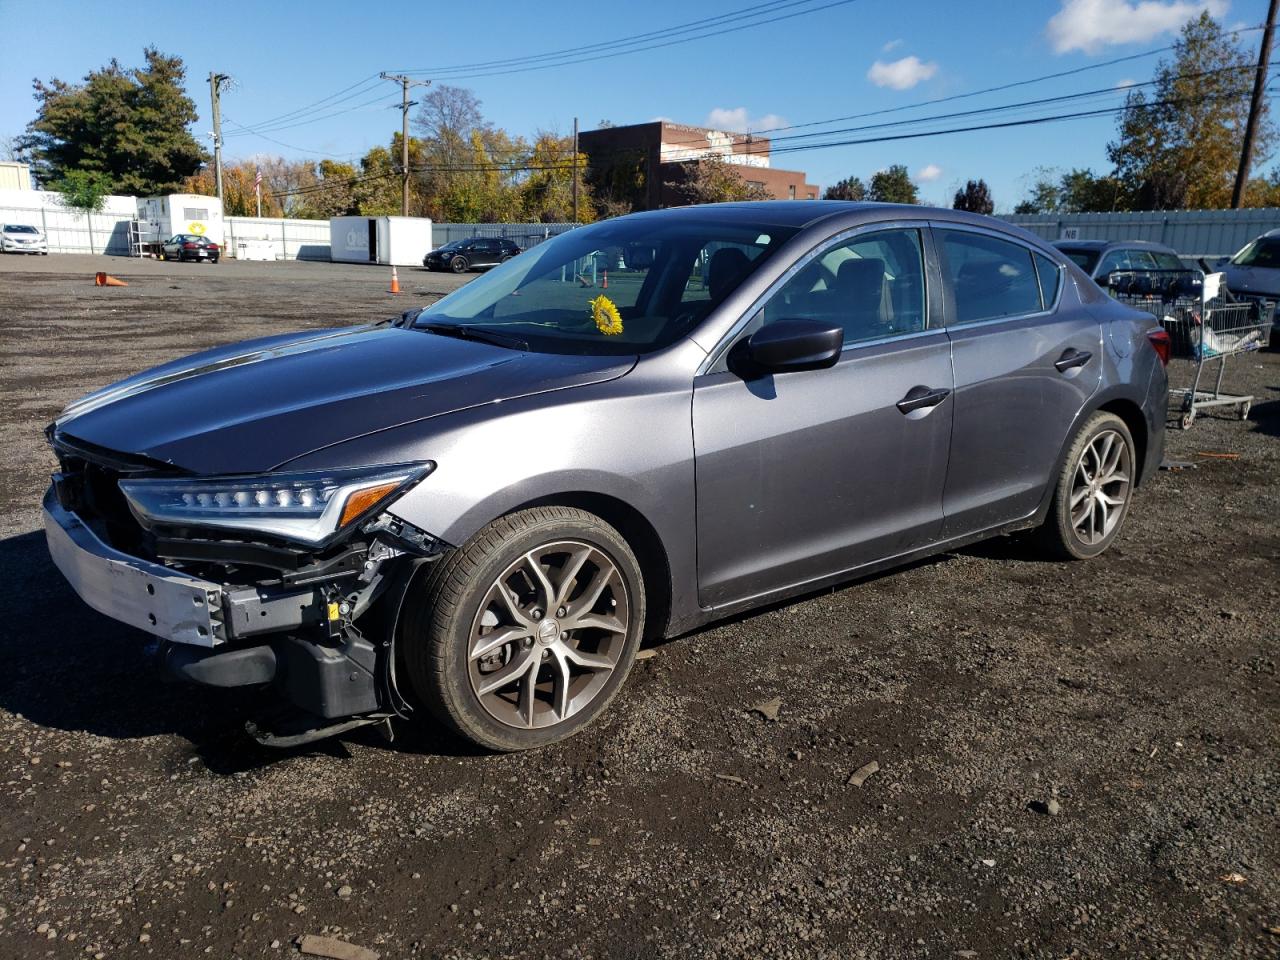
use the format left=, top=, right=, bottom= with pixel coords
left=1108, top=12, right=1268, bottom=209
left=868, top=165, right=918, bottom=204
left=824, top=175, right=867, bottom=201
left=952, top=178, right=994, bottom=214
left=665, top=155, right=771, bottom=206
left=520, top=131, right=593, bottom=222
left=20, top=48, right=204, bottom=194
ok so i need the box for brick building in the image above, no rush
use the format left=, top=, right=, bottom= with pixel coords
left=579, top=121, right=819, bottom=210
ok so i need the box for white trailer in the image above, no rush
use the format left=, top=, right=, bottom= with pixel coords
left=136, top=194, right=225, bottom=248
left=329, top=216, right=432, bottom=267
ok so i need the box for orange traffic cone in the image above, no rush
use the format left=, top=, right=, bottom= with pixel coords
left=94, top=272, right=128, bottom=287
left=389, top=266, right=400, bottom=295
left=602, top=270, right=608, bottom=290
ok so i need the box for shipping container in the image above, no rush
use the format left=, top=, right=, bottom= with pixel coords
left=329, top=216, right=432, bottom=267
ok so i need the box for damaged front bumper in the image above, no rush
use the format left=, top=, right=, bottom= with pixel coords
left=43, top=485, right=444, bottom=741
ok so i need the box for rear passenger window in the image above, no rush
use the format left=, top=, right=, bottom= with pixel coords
left=1034, top=253, right=1061, bottom=308
left=762, top=228, right=927, bottom=344
left=939, top=230, right=1042, bottom=325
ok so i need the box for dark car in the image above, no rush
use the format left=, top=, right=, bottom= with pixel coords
left=424, top=237, right=521, bottom=272
left=160, top=234, right=220, bottom=263
left=1054, top=239, right=1198, bottom=287
left=44, top=202, right=1168, bottom=752
left=1216, top=229, right=1280, bottom=347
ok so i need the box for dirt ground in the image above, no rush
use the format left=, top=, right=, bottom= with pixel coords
left=0, top=254, right=1277, bottom=960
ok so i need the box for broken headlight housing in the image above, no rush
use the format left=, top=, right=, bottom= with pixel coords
left=118, top=463, right=432, bottom=546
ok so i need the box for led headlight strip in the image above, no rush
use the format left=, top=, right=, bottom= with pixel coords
left=118, top=463, right=432, bottom=545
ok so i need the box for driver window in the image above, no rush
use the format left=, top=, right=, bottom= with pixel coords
left=762, top=229, right=927, bottom=345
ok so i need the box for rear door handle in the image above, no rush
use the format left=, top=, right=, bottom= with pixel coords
left=1054, top=348, right=1093, bottom=372
left=896, top=385, right=951, bottom=414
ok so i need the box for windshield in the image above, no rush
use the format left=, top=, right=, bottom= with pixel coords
left=3, top=225, right=38, bottom=234
left=1058, top=247, right=1099, bottom=272
left=1231, top=237, right=1280, bottom=269
left=414, top=216, right=798, bottom=355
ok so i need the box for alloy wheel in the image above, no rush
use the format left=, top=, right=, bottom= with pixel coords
left=467, top=540, right=630, bottom=730
left=1069, top=429, right=1131, bottom=546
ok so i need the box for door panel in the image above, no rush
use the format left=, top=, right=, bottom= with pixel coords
left=936, top=227, right=1103, bottom=536
left=693, top=332, right=953, bottom=607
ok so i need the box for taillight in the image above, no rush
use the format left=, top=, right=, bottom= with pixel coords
left=207, top=244, right=218, bottom=251
left=182, top=242, right=197, bottom=249
left=1147, top=328, right=1171, bottom=366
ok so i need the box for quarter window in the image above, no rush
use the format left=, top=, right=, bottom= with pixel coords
left=1033, top=253, right=1061, bottom=308
left=939, top=230, right=1042, bottom=325
left=761, top=228, right=928, bottom=345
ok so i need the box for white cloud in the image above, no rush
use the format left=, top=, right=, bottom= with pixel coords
left=916, top=163, right=943, bottom=182
left=867, top=55, right=939, bottom=90
left=704, top=107, right=788, bottom=132
left=882, top=38, right=903, bottom=52
left=1046, top=0, right=1229, bottom=55
left=1115, top=77, right=1138, bottom=88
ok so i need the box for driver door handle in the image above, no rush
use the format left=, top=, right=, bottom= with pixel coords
left=1054, top=348, right=1093, bottom=372
left=896, top=386, right=951, bottom=414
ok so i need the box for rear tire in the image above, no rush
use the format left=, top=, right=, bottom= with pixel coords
left=1035, top=412, right=1135, bottom=561
left=403, top=507, right=645, bottom=751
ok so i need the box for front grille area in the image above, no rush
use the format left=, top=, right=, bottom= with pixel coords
left=50, top=432, right=174, bottom=559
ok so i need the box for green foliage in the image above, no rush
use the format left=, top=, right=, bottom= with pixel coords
left=952, top=179, right=994, bottom=214
left=49, top=169, right=113, bottom=214
left=520, top=131, right=593, bottom=222
left=1107, top=12, right=1268, bottom=209
left=868, top=165, right=919, bottom=204
left=823, top=176, right=867, bottom=201
left=20, top=48, right=205, bottom=195
left=1014, top=166, right=1124, bottom=214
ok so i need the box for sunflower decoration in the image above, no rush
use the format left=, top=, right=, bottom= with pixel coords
left=589, top=294, right=623, bottom=336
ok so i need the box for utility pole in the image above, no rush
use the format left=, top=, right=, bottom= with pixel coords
left=572, top=117, right=579, bottom=224
left=381, top=73, right=431, bottom=216
left=1232, top=0, right=1278, bottom=208
left=208, top=73, right=231, bottom=205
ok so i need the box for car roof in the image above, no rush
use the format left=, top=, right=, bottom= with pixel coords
left=1053, top=238, right=1180, bottom=255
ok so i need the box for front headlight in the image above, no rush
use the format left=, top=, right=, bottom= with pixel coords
left=118, top=462, right=431, bottom=545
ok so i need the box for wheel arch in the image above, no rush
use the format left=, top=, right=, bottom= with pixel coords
left=509, top=491, right=673, bottom=642
left=1094, top=397, right=1149, bottom=483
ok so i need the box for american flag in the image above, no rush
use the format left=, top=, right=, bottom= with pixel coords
left=254, top=167, right=262, bottom=190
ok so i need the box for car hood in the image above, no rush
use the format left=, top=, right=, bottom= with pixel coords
left=55, top=324, right=635, bottom=474
left=1220, top=264, right=1280, bottom=296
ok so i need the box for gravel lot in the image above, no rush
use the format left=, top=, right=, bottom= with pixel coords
left=0, top=254, right=1277, bottom=960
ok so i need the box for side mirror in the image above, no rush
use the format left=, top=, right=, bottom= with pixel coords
left=745, top=319, right=843, bottom=373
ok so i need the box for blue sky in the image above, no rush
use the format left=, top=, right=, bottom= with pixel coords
left=0, top=0, right=1272, bottom=211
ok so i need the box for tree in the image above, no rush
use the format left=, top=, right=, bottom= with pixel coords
left=824, top=175, right=867, bottom=201
left=868, top=165, right=918, bottom=204
left=19, top=48, right=205, bottom=195
left=952, top=178, right=994, bottom=214
left=1013, top=166, right=1123, bottom=213
left=665, top=155, right=771, bottom=206
left=50, top=169, right=112, bottom=214
left=1108, top=12, right=1269, bottom=209
left=520, top=131, right=594, bottom=222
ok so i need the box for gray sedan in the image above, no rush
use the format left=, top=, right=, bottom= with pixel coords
left=43, top=201, right=1168, bottom=751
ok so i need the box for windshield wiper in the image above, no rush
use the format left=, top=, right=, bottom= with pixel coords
left=417, top=321, right=529, bottom=351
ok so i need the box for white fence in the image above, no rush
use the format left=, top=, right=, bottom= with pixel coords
left=224, top=216, right=331, bottom=261
left=1003, top=208, right=1280, bottom=260
left=0, top=188, right=137, bottom=255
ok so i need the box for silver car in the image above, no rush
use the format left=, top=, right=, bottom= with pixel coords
left=43, top=202, right=1169, bottom=751
left=1218, top=229, right=1280, bottom=347
left=1, top=223, right=49, bottom=254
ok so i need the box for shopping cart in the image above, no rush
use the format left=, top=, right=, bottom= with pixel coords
left=1106, top=270, right=1273, bottom=429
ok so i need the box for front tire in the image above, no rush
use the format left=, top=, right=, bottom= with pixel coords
left=1035, top=412, right=1135, bottom=560
left=450, top=255, right=468, bottom=273
left=403, top=507, right=645, bottom=751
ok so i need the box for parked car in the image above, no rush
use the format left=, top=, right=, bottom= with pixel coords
left=160, top=234, right=220, bottom=263
left=43, top=202, right=1168, bottom=751
left=424, top=237, right=521, bottom=272
left=1, top=223, right=49, bottom=254
left=1216, top=229, right=1280, bottom=347
left=1054, top=239, right=1198, bottom=288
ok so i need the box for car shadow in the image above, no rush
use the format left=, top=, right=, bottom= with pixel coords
left=0, top=529, right=478, bottom=773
